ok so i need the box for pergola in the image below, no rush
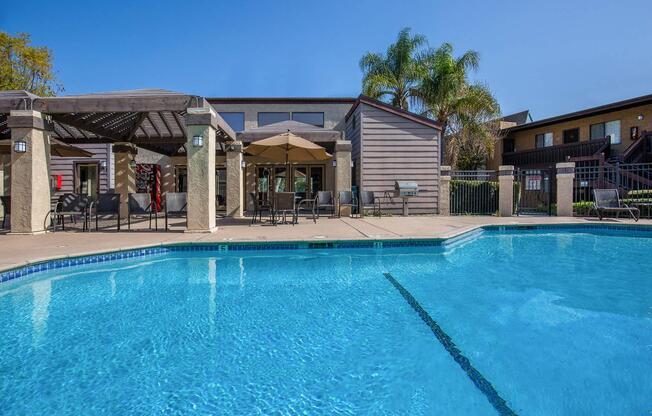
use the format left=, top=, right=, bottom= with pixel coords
left=0, top=89, right=239, bottom=234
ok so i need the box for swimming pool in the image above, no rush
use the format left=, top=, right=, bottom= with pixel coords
left=1, top=225, right=650, bottom=415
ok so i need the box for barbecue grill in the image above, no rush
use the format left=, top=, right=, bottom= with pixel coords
left=394, top=181, right=418, bottom=216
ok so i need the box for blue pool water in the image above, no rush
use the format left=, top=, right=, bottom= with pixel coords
left=1, top=227, right=651, bottom=415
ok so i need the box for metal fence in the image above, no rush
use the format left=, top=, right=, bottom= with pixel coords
left=450, top=170, right=499, bottom=215
left=573, top=162, right=652, bottom=218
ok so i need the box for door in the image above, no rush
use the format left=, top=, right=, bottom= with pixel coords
left=515, top=168, right=555, bottom=216
left=216, top=168, right=227, bottom=208
left=75, top=163, right=99, bottom=198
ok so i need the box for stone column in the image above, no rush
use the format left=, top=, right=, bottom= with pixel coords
left=185, top=107, right=217, bottom=233
left=334, top=140, right=352, bottom=216
left=112, top=143, right=137, bottom=218
left=226, top=141, right=244, bottom=218
left=7, top=110, right=52, bottom=234
left=498, top=165, right=514, bottom=217
left=556, top=162, right=575, bottom=217
left=439, top=166, right=452, bottom=215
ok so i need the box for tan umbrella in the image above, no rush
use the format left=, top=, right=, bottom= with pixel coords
left=243, top=131, right=331, bottom=164
left=0, top=138, right=94, bottom=157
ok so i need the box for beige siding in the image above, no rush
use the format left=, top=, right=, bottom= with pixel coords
left=359, top=104, right=440, bottom=214
left=50, top=143, right=112, bottom=202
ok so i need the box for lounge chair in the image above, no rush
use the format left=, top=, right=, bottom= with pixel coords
left=164, top=192, right=187, bottom=231
left=359, top=190, right=381, bottom=217
left=52, top=193, right=91, bottom=232
left=338, top=191, right=355, bottom=217
left=128, top=193, right=157, bottom=230
left=593, top=189, right=639, bottom=222
left=89, top=193, right=121, bottom=231
left=0, top=195, right=9, bottom=229
left=274, top=192, right=296, bottom=225
left=315, top=191, right=335, bottom=218
left=248, top=192, right=271, bottom=224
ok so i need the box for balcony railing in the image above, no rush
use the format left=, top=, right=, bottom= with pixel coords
left=502, top=137, right=610, bottom=167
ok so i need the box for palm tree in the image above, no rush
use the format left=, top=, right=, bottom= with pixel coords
left=414, top=43, right=501, bottom=169
left=359, top=28, right=426, bottom=110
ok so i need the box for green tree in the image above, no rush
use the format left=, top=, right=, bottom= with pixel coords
left=0, top=32, right=62, bottom=96
left=359, top=28, right=425, bottom=110
left=414, top=43, right=500, bottom=169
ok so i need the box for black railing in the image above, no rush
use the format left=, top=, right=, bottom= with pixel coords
left=503, top=137, right=610, bottom=167
left=573, top=162, right=652, bottom=218
left=450, top=170, right=499, bottom=215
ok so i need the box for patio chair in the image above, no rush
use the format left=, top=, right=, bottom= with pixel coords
left=359, top=190, right=381, bottom=217
left=248, top=192, right=271, bottom=225
left=0, top=195, right=9, bottom=229
left=164, top=192, right=187, bottom=231
left=315, top=191, right=335, bottom=218
left=593, top=189, right=639, bottom=222
left=52, top=193, right=92, bottom=232
left=338, top=191, right=355, bottom=218
left=128, top=193, right=157, bottom=230
left=296, top=193, right=317, bottom=224
left=274, top=192, right=297, bottom=225
left=89, top=193, right=121, bottom=231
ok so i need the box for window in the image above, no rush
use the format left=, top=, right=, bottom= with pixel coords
left=292, top=112, right=324, bottom=127
left=563, top=128, right=580, bottom=144
left=218, top=112, right=244, bottom=132
left=605, top=120, right=621, bottom=144
left=258, top=112, right=290, bottom=127
left=503, top=138, right=515, bottom=153
left=535, top=132, right=553, bottom=148
left=590, top=121, right=621, bottom=144
left=590, top=123, right=605, bottom=140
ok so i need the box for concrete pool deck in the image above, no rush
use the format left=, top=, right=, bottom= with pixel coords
left=0, top=215, right=650, bottom=273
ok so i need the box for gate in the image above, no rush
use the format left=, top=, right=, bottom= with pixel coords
left=515, top=168, right=555, bottom=216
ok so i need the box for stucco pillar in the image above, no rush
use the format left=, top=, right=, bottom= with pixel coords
left=226, top=141, right=244, bottom=218
left=7, top=110, right=52, bottom=234
left=439, top=166, right=451, bottom=215
left=556, top=162, right=575, bottom=217
left=498, top=165, right=514, bottom=217
left=113, top=143, right=137, bottom=218
left=185, top=107, right=217, bottom=233
left=334, top=140, right=352, bottom=216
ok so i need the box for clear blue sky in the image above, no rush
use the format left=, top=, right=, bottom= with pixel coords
left=2, top=0, right=651, bottom=120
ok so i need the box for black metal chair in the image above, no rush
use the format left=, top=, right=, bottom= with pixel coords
left=338, top=191, right=355, bottom=218
left=128, top=193, right=157, bottom=231
left=359, top=190, right=381, bottom=217
left=315, top=191, right=335, bottom=218
left=52, top=193, right=91, bottom=232
left=593, top=189, right=640, bottom=221
left=89, top=193, right=121, bottom=231
left=249, top=192, right=271, bottom=225
left=274, top=192, right=297, bottom=225
left=164, top=192, right=187, bottom=231
left=0, top=195, right=9, bottom=229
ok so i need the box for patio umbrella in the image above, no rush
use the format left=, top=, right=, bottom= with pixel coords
left=0, top=138, right=94, bottom=157
left=243, top=131, right=331, bottom=164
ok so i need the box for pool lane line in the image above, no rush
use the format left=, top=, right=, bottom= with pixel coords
left=382, top=272, right=518, bottom=416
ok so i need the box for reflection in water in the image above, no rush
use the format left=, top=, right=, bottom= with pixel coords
left=208, top=258, right=216, bottom=330
left=239, top=257, right=245, bottom=290
left=31, top=279, right=52, bottom=346
left=109, top=272, right=117, bottom=297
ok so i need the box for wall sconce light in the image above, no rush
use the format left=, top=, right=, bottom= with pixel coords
left=13, top=140, right=27, bottom=153
left=99, top=160, right=107, bottom=171
left=638, top=114, right=644, bottom=121
left=332, top=160, right=337, bottom=167
left=192, top=135, right=204, bottom=147
left=129, top=158, right=137, bottom=169
left=240, top=160, right=246, bottom=169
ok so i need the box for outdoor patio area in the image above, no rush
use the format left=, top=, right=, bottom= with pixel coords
left=0, top=215, right=648, bottom=273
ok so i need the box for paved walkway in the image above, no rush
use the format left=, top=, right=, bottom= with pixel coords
left=0, top=215, right=649, bottom=272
